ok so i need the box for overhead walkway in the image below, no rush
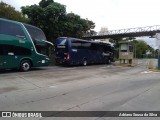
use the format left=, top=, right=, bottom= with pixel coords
left=83, top=25, right=160, bottom=39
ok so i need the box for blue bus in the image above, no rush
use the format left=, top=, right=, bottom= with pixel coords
left=55, top=37, right=114, bottom=66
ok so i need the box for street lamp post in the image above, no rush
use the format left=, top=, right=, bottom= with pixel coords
left=134, top=44, right=136, bottom=58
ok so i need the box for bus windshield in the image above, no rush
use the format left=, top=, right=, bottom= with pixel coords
left=56, top=38, right=67, bottom=46
left=24, top=24, right=46, bottom=41
left=55, top=38, right=67, bottom=49
left=24, top=24, right=49, bottom=56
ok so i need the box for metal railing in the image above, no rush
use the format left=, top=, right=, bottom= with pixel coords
left=83, top=25, right=160, bottom=39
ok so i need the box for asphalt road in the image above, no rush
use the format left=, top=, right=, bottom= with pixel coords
left=0, top=59, right=160, bottom=120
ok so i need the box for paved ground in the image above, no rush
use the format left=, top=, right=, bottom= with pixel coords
left=0, top=59, right=160, bottom=120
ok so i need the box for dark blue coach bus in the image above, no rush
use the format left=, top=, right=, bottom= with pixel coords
left=55, top=37, right=114, bottom=66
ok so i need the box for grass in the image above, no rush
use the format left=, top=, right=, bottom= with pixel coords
left=149, top=69, right=160, bottom=72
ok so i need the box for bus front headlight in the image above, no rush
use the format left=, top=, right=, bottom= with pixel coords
left=42, top=60, right=45, bottom=63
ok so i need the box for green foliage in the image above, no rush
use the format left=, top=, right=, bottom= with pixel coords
left=39, top=0, right=54, bottom=8
left=21, top=0, right=95, bottom=41
left=133, top=40, right=154, bottom=58
left=109, top=38, right=122, bottom=59
left=109, top=38, right=154, bottom=59
left=0, top=0, right=95, bottom=42
left=0, top=2, right=28, bottom=22
left=63, top=13, right=95, bottom=38
left=135, top=40, right=148, bottom=57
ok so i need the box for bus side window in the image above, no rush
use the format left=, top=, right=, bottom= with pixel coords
left=81, top=42, right=91, bottom=49
left=71, top=40, right=81, bottom=49
left=14, top=46, right=31, bottom=56
left=0, top=45, right=4, bottom=55
left=104, top=45, right=111, bottom=53
left=1, top=45, right=14, bottom=55
left=98, top=44, right=104, bottom=52
left=91, top=43, right=98, bottom=51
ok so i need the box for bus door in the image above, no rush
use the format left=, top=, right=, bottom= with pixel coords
left=0, top=46, right=5, bottom=69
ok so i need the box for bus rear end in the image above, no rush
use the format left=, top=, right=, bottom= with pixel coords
left=55, top=38, right=70, bottom=65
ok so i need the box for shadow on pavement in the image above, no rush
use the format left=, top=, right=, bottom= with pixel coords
left=0, top=67, right=46, bottom=74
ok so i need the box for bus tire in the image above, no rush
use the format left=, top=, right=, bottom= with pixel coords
left=20, top=60, right=31, bottom=72
left=83, top=59, right=87, bottom=66
left=106, top=59, right=111, bottom=64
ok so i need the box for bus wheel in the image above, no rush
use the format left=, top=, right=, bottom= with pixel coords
left=83, top=59, right=87, bottom=66
left=20, top=60, right=31, bottom=72
left=106, top=59, right=111, bottom=64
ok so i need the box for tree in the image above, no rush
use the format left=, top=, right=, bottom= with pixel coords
left=133, top=40, right=154, bottom=58
left=21, top=1, right=66, bottom=41
left=0, top=1, right=28, bottom=22
left=109, top=37, right=123, bottom=59
left=39, top=0, right=54, bottom=8
left=21, top=0, right=95, bottom=41
left=63, top=13, right=95, bottom=38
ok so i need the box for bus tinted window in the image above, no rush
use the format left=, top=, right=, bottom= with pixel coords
left=103, top=45, right=111, bottom=52
left=81, top=42, right=91, bottom=48
left=14, top=46, right=31, bottom=56
left=91, top=43, right=111, bottom=53
left=71, top=40, right=81, bottom=49
left=56, top=38, right=67, bottom=45
left=24, top=24, right=48, bottom=55
left=0, top=45, right=14, bottom=55
left=0, top=47, right=3, bottom=55
left=91, top=43, right=99, bottom=51
left=35, top=44, right=48, bottom=55
left=71, top=40, right=91, bottom=49
left=24, top=24, right=46, bottom=41
left=0, top=20, right=25, bottom=37
left=0, top=44, right=31, bottom=56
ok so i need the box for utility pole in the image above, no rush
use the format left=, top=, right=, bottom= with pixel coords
left=134, top=44, right=136, bottom=58
left=158, top=47, right=160, bottom=69
left=156, top=33, right=160, bottom=69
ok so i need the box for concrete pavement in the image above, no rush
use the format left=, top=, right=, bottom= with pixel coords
left=0, top=59, right=160, bottom=120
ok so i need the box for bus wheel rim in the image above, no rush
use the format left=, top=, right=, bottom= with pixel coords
left=83, top=60, right=87, bottom=65
left=108, top=59, right=111, bottom=63
left=23, top=63, right=30, bottom=71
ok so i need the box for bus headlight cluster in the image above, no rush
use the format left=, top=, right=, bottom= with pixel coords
left=42, top=60, right=45, bottom=63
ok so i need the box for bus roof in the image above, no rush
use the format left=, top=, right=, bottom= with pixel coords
left=0, top=18, right=22, bottom=25
left=23, top=23, right=42, bottom=31
left=0, top=18, right=41, bottom=31
left=57, top=37, right=112, bottom=45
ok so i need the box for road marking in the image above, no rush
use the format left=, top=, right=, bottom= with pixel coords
left=49, top=86, right=57, bottom=88
left=141, top=71, right=153, bottom=74
left=100, top=65, right=112, bottom=69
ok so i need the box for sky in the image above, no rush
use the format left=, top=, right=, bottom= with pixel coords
left=2, top=0, right=160, bottom=48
